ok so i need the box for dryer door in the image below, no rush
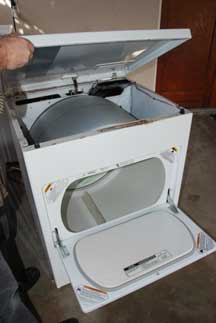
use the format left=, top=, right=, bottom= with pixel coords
left=56, top=206, right=216, bottom=313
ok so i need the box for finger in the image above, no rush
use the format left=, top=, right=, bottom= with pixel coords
left=28, top=50, right=33, bottom=61
left=9, top=32, right=18, bottom=37
left=25, top=39, right=34, bottom=53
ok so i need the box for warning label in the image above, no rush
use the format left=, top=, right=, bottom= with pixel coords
left=76, top=285, right=109, bottom=306
left=44, top=179, right=68, bottom=203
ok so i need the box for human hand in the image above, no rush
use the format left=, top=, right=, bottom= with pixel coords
left=0, top=34, right=34, bottom=70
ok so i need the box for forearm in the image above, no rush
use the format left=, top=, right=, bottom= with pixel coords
left=0, top=38, right=8, bottom=70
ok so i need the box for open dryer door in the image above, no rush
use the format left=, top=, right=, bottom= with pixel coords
left=54, top=158, right=216, bottom=313
left=74, top=209, right=195, bottom=289
left=56, top=205, right=216, bottom=313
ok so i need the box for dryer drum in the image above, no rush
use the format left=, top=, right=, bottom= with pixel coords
left=30, top=95, right=136, bottom=143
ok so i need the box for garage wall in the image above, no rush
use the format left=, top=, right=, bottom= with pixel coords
left=0, top=1, right=11, bottom=24
left=0, top=0, right=162, bottom=90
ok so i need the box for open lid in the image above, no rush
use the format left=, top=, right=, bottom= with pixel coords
left=6, top=29, right=191, bottom=85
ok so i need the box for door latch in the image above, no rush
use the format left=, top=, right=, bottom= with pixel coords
left=167, top=189, right=178, bottom=214
left=53, top=228, right=70, bottom=257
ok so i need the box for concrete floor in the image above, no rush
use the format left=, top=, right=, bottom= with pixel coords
left=17, top=114, right=216, bottom=323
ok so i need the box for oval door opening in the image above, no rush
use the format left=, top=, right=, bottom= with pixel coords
left=61, top=157, right=166, bottom=232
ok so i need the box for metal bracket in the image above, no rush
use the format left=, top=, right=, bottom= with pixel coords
left=72, top=77, right=78, bottom=94
left=53, top=228, right=70, bottom=257
left=167, top=189, right=178, bottom=214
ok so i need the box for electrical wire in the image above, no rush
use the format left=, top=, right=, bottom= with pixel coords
left=10, top=0, right=17, bottom=32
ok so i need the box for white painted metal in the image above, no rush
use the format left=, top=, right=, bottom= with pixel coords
left=21, top=112, right=193, bottom=288
left=60, top=206, right=216, bottom=313
left=6, top=29, right=191, bottom=88
left=2, top=28, right=216, bottom=314
left=128, top=39, right=188, bottom=73
left=22, top=29, right=191, bottom=48
left=75, top=209, right=195, bottom=289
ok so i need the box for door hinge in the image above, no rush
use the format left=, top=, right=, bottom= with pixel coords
left=167, top=189, right=178, bottom=214
left=53, top=228, right=70, bottom=257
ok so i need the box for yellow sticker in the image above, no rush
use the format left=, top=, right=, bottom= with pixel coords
left=44, top=183, right=52, bottom=193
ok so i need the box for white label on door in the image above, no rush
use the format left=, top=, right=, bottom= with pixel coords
left=76, top=285, right=109, bottom=306
left=124, top=250, right=172, bottom=277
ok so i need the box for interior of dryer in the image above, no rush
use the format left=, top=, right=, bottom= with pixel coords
left=29, top=93, right=136, bottom=143
left=15, top=80, right=181, bottom=146
left=61, top=157, right=166, bottom=232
